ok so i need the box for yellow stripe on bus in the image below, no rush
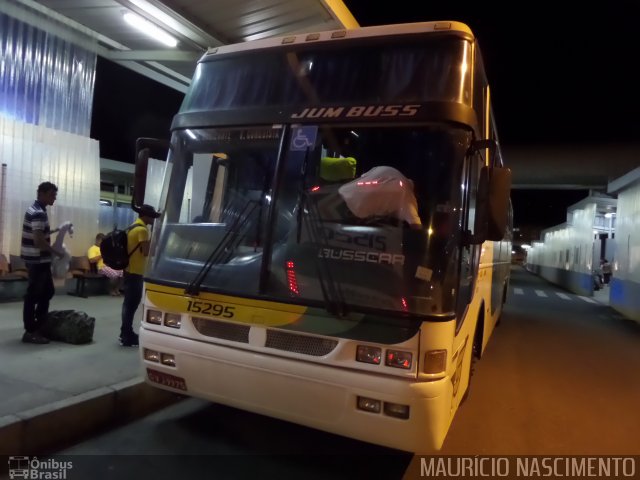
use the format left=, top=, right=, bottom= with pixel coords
left=145, top=282, right=307, bottom=327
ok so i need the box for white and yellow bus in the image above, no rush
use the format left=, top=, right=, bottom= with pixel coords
left=133, top=21, right=512, bottom=452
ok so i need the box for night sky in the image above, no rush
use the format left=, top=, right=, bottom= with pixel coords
left=91, top=56, right=183, bottom=164
left=344, top=1, right=640, bottom=146
left=90, top=2, right=639, bottom=232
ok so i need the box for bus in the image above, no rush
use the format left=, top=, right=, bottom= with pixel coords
left=133, top=21, right=512, bottom=452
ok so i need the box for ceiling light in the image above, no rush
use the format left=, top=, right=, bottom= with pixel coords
left=130, top=0, right=183, bottom=34
left=123, top=12, right=178, bottom=47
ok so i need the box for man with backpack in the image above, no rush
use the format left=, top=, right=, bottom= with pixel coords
left=119, top=204, right=160, bottom=347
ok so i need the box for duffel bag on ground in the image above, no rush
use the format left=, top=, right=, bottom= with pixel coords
left=41, top=310, right=96, bottom=345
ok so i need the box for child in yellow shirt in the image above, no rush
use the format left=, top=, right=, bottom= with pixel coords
left=88, top=233, right=123, bottom=296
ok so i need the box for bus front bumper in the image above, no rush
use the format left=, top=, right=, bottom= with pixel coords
left=140, top=327, right=454, bottom=452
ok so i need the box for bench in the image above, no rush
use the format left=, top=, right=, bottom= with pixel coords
left=66, top=256, right=111, bottom=298
left=0, top=254, right=28, bottom=301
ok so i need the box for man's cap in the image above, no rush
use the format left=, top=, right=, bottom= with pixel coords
left=139, top=204, right=161, bottom=218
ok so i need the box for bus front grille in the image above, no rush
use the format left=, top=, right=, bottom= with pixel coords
left=192, top=317, right=250, bottom=343
left=265, top=330, right=338, bottom=356
left=191, top=317, right=338, bottom=357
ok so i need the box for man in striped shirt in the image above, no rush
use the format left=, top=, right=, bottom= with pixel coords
left=21, top=181, right=65, bottom=344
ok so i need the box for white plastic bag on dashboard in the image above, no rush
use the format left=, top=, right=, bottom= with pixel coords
left=338, top=166, right=421, bottom=226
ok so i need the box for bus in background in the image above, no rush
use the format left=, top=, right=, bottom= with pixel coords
left=133, top=21, right=512, bottom=452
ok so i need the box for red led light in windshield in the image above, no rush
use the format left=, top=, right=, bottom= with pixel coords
left=286, top=260, right=299, bottom=295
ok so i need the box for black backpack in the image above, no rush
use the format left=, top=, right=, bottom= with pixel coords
left=100, top=224, right=144, bottom=270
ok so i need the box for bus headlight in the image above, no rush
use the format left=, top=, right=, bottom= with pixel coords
left=146, top=309, right=163, bottom=325
left=143, top=348, right=160, bottom=362
left=357, top=396, right=381, bottom=413
left=385, top=350, right=412, bottom=369
left=384, top=402, right=410, bottom=419
left=164, top=313, right=182, bottom=328
left=161, top=353, right=176, bottom=367
left=356, top=345, right=382, bottom=365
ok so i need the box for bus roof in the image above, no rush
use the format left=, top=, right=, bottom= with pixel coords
left=201, top=21, right=474, bottom=60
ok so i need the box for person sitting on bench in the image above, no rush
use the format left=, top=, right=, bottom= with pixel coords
left=88, top=233, right=123, bottom=296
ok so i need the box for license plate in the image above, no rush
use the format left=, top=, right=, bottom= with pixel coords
left=147, top=368, right=187, bottom=391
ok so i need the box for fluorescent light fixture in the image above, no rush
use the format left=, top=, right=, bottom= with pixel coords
left=130, top=0, right=182, bottom=33
left=123, top=12, right=178, bottom=47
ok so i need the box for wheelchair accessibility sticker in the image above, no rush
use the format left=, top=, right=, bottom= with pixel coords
left=290, top=126, right=317, bottom=151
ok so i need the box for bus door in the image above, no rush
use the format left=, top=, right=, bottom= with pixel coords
left=455, top=152, right=484, bottom=325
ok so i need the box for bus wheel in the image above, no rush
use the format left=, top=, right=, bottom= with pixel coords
left=460, top=353, right=477, bottom=404
left=496, top=283, right=508, bottom=326
left=461, top=318, right=483, bottom=403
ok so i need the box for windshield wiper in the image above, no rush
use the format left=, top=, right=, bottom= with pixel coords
left=302, top=192, right=349, bottom=318
left=292, top=147, right=348, bottom=317
left=295, top=148, right=310, bottom=244
left=185, top=199, right=259, bottom=295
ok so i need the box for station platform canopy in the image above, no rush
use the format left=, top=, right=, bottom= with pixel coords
left=7, top=0, right=359, bottom=93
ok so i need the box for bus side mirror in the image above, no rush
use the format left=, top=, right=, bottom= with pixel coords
left=465, top=166, right=512, bottom=245
left=132, top=147, right=149, bottom=213
left=485, top=166, right=511, bottom=240
left=132, top=138, right=169, bottom=213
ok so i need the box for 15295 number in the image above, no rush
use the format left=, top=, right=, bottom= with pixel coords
left=187, top=300, right=235, bottom=318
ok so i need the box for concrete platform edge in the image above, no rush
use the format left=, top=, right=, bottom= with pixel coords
left=0, top=377, right=184, bottom=455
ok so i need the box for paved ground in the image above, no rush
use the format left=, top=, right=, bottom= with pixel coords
left=0, top=270, right=612, bottom=456
left=593, top=283, right=611, bottom=304
left=0, top=286, right=182, bottom=455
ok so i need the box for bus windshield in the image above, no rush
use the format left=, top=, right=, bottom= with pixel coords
left=148, top=124, right=472, bottom=317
